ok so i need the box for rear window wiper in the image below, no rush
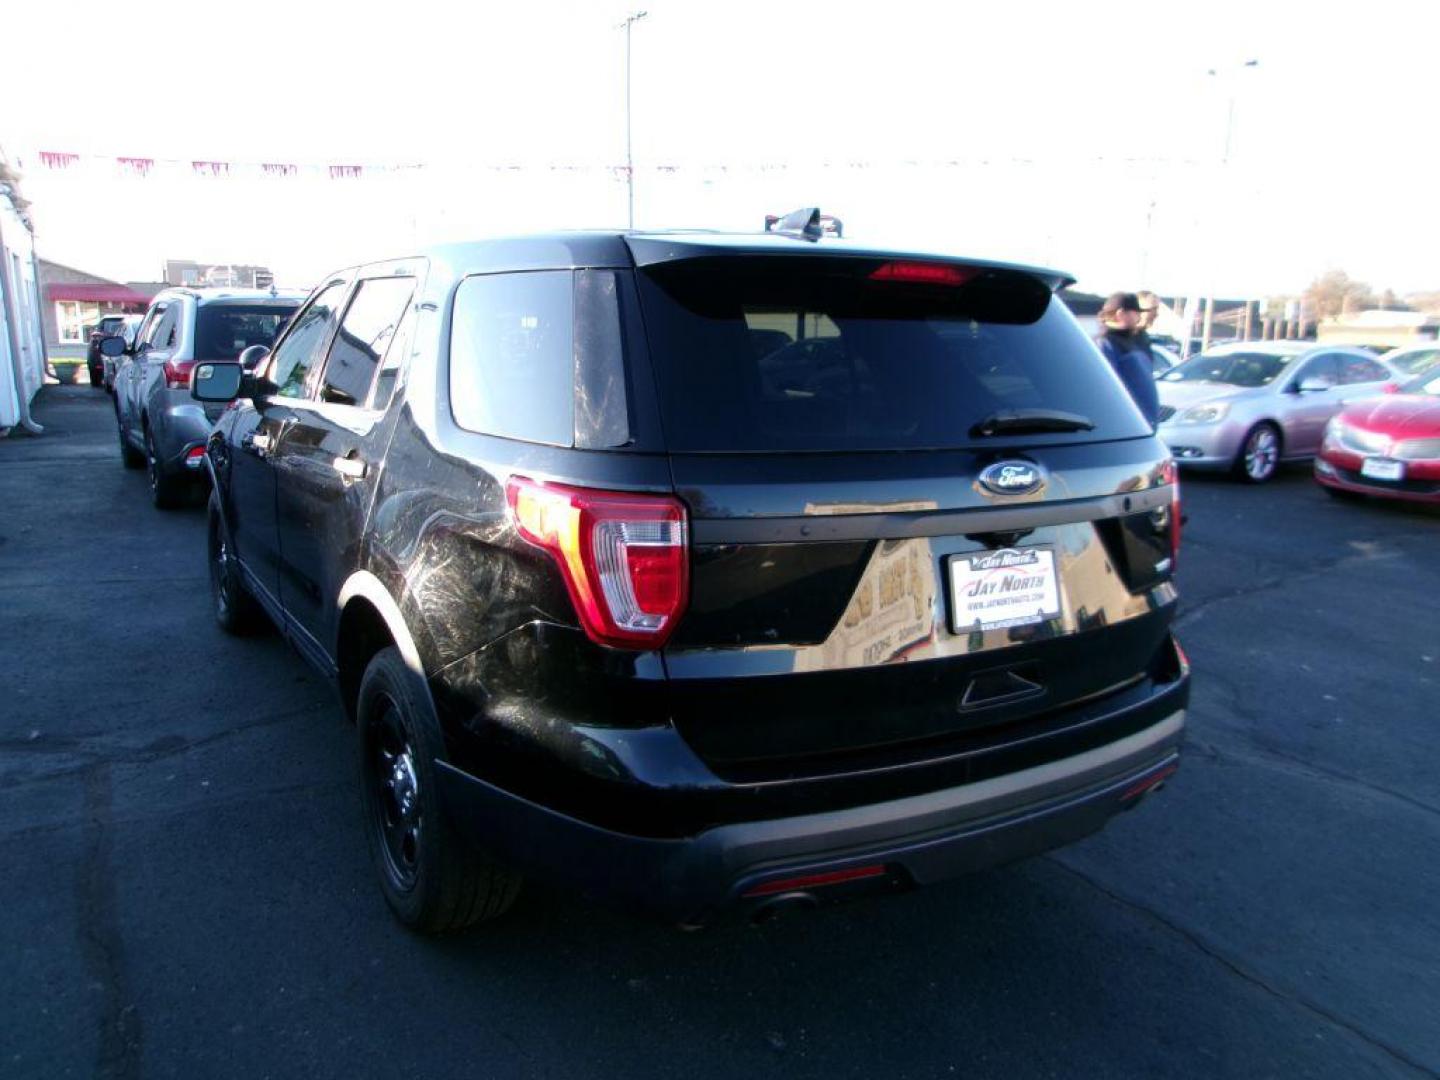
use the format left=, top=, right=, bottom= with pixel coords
left=969, top=409, right=1096, bottom=437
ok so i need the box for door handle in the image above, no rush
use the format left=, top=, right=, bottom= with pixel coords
left=242, top=432, right=272, bottom=455
left=332, top=455, right=367, bottom=481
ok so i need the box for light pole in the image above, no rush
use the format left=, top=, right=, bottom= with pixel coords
left=1198, top=58, right=1259, bottom=354
left=619, top=10, right=648, bottom=230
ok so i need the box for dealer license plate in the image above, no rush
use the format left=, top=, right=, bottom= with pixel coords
left=1360, top=457, right=1404, bottom=481
left=949, top=547, right=1062, bottom=634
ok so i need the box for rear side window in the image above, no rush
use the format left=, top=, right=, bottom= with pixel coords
left=635, top=257, right=1151, bottom=452
left=449, top=270, right=574, bottom=445
left=195, top=305, right=295, bottom=362
left=1337, top=355, right=1389, bottom=385
left=319, top=277, right=415, bottom=406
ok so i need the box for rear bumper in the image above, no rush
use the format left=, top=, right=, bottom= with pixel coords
left=436, top=707, right=1185, bottom=926
left=151, top=396, right=217, bottom=473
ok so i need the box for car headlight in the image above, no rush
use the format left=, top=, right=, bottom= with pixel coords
left=1178, top=402, right=1230, bottom=425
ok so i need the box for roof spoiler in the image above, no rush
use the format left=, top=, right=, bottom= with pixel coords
left=764, top=207, right=843, bottom=241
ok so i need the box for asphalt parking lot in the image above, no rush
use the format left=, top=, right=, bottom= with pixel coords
left=3, top=386, right=1438, bottom=1080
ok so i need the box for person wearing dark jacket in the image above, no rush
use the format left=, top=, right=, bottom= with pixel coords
left=1095, top=292, right=1160, bottom=427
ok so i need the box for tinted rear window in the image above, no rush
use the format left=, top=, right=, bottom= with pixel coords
left=635, top=257, right=1149, bottom=453
left=195, top=304, right=296, bottom=361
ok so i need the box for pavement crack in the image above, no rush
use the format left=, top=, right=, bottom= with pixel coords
left=1192, top=672, right=1440, bottom=820
left=2, top=704, right=327, bottom=790
left=3, top=779, right=349, bottom=842
left=1176, top=546, right=1401, bottom=629
left=77, top=765, right=144, bottom=1080
left=1047, top=856, right=1438, bottom=1079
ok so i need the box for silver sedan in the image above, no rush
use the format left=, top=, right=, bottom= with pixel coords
left=1157, top=342, right=1401, bottom=482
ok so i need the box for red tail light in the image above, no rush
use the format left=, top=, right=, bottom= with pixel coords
left=869, top=261, right=979, bottom=286
left=506, top=477, right=689, bottom=649
left=1162, top=459, right=1182, bottom=570
left=163, top=358, right=197, bottom=389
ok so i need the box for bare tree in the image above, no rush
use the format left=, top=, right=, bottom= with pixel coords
left=1304, top=270, right=1376, bottom=320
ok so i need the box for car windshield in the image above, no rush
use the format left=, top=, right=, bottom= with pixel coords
left=1403, top=370, right=1440, bottom=397
left=1390, top=349, right=1440, bottom=376
left=635, top=256, right=1150, bottom=453
left=195, top=304, right=297, bottom=361
left=1160, top=350, right=1293, bottom=388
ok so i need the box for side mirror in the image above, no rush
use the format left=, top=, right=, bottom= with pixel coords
left=99, top=336, right=126, bottom=358
left=237, top=344, right=271, bottom=373
left=192, top=361, right=244, bottom=402
left=1297, top=377, right=1333, bottom=394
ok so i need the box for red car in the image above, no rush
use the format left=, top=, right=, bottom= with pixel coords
left=1315, top=368, right=1440, bottom=503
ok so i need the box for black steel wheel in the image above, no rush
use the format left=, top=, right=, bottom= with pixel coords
left=358, top=647, right=522, bottom=932
left=117, top=409, right=144, bottom=469
left=208, top=496, right=265, bottom=635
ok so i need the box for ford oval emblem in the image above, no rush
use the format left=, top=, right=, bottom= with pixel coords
left=979, top=460, right=1045, bottom=496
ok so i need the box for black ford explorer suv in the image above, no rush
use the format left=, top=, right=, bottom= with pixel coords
left=193, top=224, right=1188, bottom=932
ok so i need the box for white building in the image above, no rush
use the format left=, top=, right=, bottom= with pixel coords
left=1, top=156, right=46, bottom=434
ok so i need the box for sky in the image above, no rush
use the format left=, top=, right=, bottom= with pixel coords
left=4, top=0, right=1438, bottom=298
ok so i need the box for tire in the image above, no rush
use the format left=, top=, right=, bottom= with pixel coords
left=358, top=647, right=522, bottom=933
left=208, top=496, right=267, bottom=635
left=117, top=409, right=145, bottom=469
left=145, top=424, right=188, bottom=509
left=1234, top=423, right=1282, bottom=484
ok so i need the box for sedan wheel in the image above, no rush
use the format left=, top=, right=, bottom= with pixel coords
left=1238, top=424, right=1281, bottom=484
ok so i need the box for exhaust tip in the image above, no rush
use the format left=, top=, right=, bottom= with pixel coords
left=749, top=892, right=820, bottom=926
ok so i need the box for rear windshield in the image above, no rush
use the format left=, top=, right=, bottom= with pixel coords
left=634, top=257, right=1149, bottom=453
left=195, top=304, right=297, bottom=361
left=1160, top=351, right=1293, bottom=388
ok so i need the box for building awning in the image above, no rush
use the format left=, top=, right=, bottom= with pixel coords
left=45, top=284, right=153, bottom=305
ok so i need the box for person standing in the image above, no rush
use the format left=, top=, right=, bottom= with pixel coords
left=1135, top=291, right=1160, bottom=359
left=1096, top=292, right=1160, bottom=427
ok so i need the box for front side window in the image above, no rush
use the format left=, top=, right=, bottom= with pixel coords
left=319, top=277, right=415, bottom=406
left=449, top=270, right=574, bottom=445
left=269, top=281, right=348, bottom=399
left=148, top=306, right=181, bottom=352
left=1296, top=354, right=1342, bottom=387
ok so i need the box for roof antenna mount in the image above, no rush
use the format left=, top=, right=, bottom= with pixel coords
left=764, top=207, right=830, bottom=241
